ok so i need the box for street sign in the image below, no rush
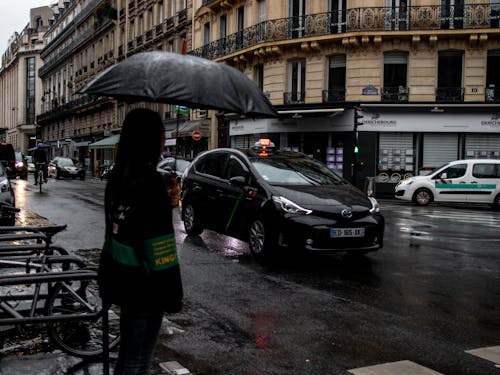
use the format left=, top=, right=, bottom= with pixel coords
left=192, top=130, right=201, bottom=141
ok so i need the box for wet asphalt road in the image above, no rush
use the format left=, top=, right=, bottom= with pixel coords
left=2, top=177, right=500, bottom=374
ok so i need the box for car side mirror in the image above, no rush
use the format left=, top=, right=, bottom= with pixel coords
left=229, top=176, right=246, bottom=186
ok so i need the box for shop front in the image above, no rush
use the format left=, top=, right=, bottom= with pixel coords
left=89, top=134, right=120, bottom=177
left=357, top=107, right=500, bottom=196
left=229, top=110, right=355, bottom=180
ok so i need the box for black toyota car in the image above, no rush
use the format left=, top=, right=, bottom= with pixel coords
left=180, top=140, right=384, bottom=260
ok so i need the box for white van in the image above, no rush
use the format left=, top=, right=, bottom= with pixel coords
left=395, top=159, right=500, bottom=208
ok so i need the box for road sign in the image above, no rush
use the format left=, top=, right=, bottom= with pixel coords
left=192, top=130, right=201, bottom=141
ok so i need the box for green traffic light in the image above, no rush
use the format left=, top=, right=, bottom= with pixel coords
left=354, top=146, right=359, bottom=153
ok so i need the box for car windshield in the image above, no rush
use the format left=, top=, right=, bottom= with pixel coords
left=57, top=158, right=75, bottom=167
left=250, top=155, right=346, bottom=186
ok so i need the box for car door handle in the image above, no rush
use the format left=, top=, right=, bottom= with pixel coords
left=470, top=181, right=478, bottom=184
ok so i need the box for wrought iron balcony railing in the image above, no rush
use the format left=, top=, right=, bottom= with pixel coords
left=155, top=24, right=163, bottom=36
left=37, top=96, right=98, bottom=125
left=322, top=89, right=346, bottom=103
left=486, top=86, right=500, bottom=102
left=436, top=87, right=464, bottom=102
left=191, top=5, right=500, bottom=59
left=284, top=92, right=306, bottom=105
left=381, top=86, right=410, bottom=102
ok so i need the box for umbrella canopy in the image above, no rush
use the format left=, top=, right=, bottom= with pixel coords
left=78, top=51, right=277, bottom=118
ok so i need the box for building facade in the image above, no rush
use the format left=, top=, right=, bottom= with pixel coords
left=191, top=0, right=500, bottom=192
left=36, top=0, right=193, bottom=176
left=0, top=6, right=52, bottom=151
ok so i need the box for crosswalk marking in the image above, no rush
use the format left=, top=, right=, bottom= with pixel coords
left=465, top=345, right=500, bottom=367
left=348, top=360, right=443, bottom=375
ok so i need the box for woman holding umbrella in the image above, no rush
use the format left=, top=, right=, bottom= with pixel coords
left=99, top=108, right=183, bottom=374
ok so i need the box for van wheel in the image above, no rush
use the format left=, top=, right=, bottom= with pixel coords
left=412, top=188, right=433, bottom=206
left=493, top=194, right=500, bottom=211
left=182, top=203, right=203, bottom=235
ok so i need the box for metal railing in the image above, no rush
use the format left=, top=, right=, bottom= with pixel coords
left=191, top=5, right=500, bottom=59
left=322, top=89, right=346, bottom=103
left=284, top=92, right=306, bottom=104
left=485, top=86, right=500, bottom=102
left=381, top=87, right=410, bottom=102
left=436, top=87, right=464, bottom=102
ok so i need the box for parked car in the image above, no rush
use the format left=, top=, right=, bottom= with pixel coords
left=0, top=162, right=16, bottom=225
left=48, top=157, right=85, bottom=180
left=157, top=157, right=191, bottom=207
left=395, top=158, right=500, bottom=209
left=0, top=142, right=16, bottom=179
left=26, top=155, right=35, bottom=174
left=180, top=140, right=385, bottom=260
left=14, top=151, right=28, bottom=180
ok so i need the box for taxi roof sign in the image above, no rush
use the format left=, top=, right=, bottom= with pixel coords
left=259, top=138, right=271, bottom=146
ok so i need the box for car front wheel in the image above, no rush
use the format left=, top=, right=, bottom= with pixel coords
left=248, top=218, right=276, bottom=260
left=182, top=203, right=203, bottom=235
left=412, top=188, right=433, bottom=206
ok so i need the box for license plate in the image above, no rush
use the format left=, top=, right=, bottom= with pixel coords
left=330, top=228, right=365, bottom=238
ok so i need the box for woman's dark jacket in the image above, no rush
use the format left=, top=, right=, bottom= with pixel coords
left=98, top=169, right=183, bottom=313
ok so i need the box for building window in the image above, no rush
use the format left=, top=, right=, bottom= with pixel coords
left=285, top=60, right=306, bottom=104
left=329, top=0, right=346, bottom=33
left=383, top=51, right=408, bottom=101
left=441, top=0, right=464, bottom=29
left=486, top=49, right=500, bottom=102
left=324, top=54, right=346, bottom=102
left=236, top=6, right=244, bottom=48
left=25, top=57, right=36, bottom=124
left=203, top=22, right=210, bottom=45
left=437, top=50, right=463, bottom=102
left=255, top=64, right=264, bottom=91
left=289, top=0, right=306, bottom=38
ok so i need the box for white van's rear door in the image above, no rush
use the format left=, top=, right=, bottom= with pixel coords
left=467, top=162, right=500, bottom=204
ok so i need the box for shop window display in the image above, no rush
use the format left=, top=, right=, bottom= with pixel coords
left=377, top=148, right=414, bottom=183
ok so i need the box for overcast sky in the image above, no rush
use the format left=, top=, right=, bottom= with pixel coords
left=0, top=0, right=53, bottom=56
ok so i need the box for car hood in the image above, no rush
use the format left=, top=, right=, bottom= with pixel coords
left=270, top=184, right=372, bottom=212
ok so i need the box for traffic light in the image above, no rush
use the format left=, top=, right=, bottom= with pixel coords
left=354, top=107, right=364, bottom=127
left=354, top=145, right=359, bottom=154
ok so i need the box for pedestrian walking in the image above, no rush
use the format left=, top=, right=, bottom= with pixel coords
left=98, top=108, right=183, bottom=374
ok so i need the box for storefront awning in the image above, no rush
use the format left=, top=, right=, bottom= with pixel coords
left=89, top=134, right=120, bottom=149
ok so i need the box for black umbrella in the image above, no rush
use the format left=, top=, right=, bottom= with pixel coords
left=78, top=51, right=277, bottom=118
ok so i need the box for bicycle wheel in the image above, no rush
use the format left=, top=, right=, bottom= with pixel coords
left=45, top=278, right=120, bottom=358
left=39, top=171, right=43, bottom=193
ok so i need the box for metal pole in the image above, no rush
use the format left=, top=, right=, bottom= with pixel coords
left=102, top=303, right=110, bottom=375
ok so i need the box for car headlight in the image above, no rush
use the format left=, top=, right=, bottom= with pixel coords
left=272, top=196, right=312, bottom=215
left=397, top=178, right=414, bottom=187
left=368, top=196, right=380, bottom=213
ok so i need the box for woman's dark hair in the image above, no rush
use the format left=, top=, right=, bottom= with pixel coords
left=109, top=108, right=164, bottom=189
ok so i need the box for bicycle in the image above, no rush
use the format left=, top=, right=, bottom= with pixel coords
left=0, top=224, right=120, bottom=358
left=0, top=255, right=120, bottom=357
left=35, top=163, right=46, bottom=193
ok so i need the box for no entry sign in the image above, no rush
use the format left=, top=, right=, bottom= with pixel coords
left=192, top=130, right=201, bottom=141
